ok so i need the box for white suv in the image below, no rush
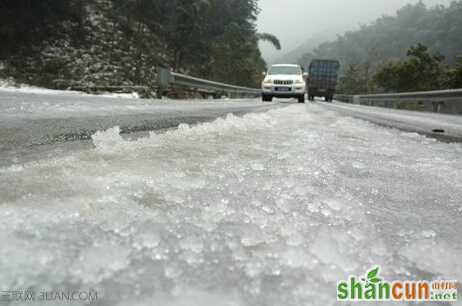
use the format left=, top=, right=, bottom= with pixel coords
left=261, top=64, right=306, bottom=103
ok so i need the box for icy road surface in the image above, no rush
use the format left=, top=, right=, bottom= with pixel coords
left=1, top=103, right=462, bottom=306
left=0, top=90, right=279, bottom=167
left=322, top=101, right=462, bottom=142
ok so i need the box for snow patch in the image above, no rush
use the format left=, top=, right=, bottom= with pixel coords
left=0, top=81, right=141, bottom=99
left=91, top=126, right=125, bottom=153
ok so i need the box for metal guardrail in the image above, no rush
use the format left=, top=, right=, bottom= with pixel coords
left=334, top=94, right=354, bottom=104
left=157, top=67, right=261, bottom=98
left=66, top=68, right=261, bottom=99
left=335, top=89, right=462, bottom=115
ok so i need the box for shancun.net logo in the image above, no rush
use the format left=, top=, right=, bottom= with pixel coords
left=337, top=266, right=458, bottom=302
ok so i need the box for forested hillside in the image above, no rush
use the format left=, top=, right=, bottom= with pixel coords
left=0, top=0, right=277, bottom=89
left=297, top=1, right=462, bottom=72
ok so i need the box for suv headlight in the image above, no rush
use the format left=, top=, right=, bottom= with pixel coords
left=263, top=79, right=272, bottom=85
left=295, top=79, right=304, bottom=84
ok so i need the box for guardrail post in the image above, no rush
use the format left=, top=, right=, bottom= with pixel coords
left=432, top=101, right=443, bottom=113
left=157, top=67, right=172, bottom=98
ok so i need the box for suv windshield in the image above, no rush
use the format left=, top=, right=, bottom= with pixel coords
left=268, top=66, right=302, bottom=75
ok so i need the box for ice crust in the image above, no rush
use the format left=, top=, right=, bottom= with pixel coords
left=0, top=84, right=140, bottom=99
left=0, top=104, right=461, bottom=306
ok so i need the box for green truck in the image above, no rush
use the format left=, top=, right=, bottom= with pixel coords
left=307, top=59, right=340, bottom=102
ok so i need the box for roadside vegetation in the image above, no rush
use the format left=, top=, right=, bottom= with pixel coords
left=338, top=44, right=462, bottom=94
left=0, top=0, right=279, bottom=90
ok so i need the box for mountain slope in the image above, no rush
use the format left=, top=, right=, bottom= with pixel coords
left=0, top=0, right=267, bottom=89
left=297, top=1, right=462, bottom=73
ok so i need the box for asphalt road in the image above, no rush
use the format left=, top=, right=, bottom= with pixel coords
left=0, top=91, right=282, bottom=166
left=322, top=101, right=462, bottom=142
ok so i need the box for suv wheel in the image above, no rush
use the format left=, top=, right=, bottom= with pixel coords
left=262, top=94, right=272, bottom=102
left=298, top=95, right=305, bottom=103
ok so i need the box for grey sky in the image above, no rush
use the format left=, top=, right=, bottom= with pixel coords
left=257, top=0, right=453, bottom=61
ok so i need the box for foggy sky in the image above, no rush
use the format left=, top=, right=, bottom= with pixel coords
left=257, top=0, right=453, bottom=62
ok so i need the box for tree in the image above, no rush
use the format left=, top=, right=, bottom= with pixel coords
left=449, top=56, right=462, bottom=88
left=256, top=33, right=281, bottom=50
left=337, top=64, right=367, bottom=94
left=373, top=44, right=448, bottom=92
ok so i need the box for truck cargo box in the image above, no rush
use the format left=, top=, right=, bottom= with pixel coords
left=308, top=59, right=340, bottom=102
